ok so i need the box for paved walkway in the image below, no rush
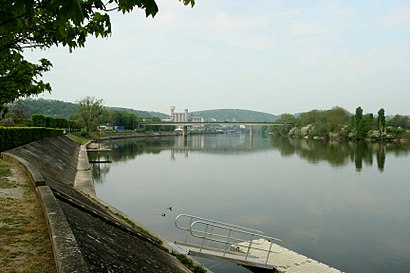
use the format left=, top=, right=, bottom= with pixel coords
left=0, top=158, right=56, bottom=273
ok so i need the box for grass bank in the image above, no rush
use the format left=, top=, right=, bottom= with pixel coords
left=0, top=159, right=56, bottom=272
left=67, top=132, right=95, bottom=145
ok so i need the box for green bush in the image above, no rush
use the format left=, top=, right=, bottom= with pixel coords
left=386, top=126, right=406, bottom=138
left=31, top=114, right=47, bottom=127
left=79, top=129, right=90, bottom=138
left=173, top=253, right=207, bottom=273
left=0, top=127, right=63, bottom=151
left=32, top=114, right=81, bottom=130
left=174, top=254, right=194, bottom=267
left=402, top=131, right=410, bottom=140
left=193, top=264, right=207, bottom=273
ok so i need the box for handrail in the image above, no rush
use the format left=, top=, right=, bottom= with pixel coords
left=190, top=220, right=284, bottom=253
left=187, top=222, right=263, bottom=247
left=174, top=214, right=284, bottom=265
left=175, top=214, right=264, bottom=235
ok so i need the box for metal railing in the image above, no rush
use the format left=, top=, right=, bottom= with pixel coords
left=175, top=214, right=284, bottom=265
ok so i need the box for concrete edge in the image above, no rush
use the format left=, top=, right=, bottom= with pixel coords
left=37, top=186, right=90, bottom=273
left=1, top=152, right=90, bottom=273
left=74, top=144, right=96, bottom=196
left=2, top=152, right=46, bottom=187
left=77, top=145, right=90, bottom=171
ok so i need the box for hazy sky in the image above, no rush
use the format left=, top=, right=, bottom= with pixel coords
left=24, top=0, right=410, bottom=115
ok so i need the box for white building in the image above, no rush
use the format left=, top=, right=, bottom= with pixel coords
left=191, top=117, right=204, bottom=123
left=170, top=106, right=188, bottom=122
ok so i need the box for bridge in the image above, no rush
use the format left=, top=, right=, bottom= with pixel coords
left=140, top=121, right=289, bottom=138
left=140, top=121, right=287, bottom=126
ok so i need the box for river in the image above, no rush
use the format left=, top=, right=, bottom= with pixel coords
left=91, top=134, right=410, bottom=273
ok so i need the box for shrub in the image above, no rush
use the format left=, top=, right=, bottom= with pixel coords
left=173, top=253, right=207, bottom=272
left=386, top=126, right=406, bottom=138
left=402, top=131, right=410, bottom=140
left=31, top=114, right=47, bottom=127
left=0, top=127, right=63, bottom=151
left=79, top=129, right=89, bottom=138
left=288, top=127, right=301, bottom=138
left=32, top=114, right=81, bottom=131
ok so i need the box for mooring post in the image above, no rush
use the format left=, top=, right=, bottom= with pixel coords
left=183, top=125, right=188, bottom=138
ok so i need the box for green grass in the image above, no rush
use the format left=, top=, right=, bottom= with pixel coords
left=402, top=131, right=410, bottom=139
left=0, top=160, right=15, bottom=189
left=173, top=253, right=207, bottom=273
left=67, top=131, right=110, bottom=145
left=66, top=133, right=91, bottom=145
left=0, top=160, right=56, bottom=272
left=0, top=160, right=11, bottom=177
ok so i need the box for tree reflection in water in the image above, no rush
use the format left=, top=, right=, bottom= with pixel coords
left=90, top=135, right=410, bottom=183
left=271, top=138, right=409, bottom=172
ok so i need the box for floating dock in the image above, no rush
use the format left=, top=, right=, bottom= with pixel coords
left=87, top=148, right=112, bottom=163
left=172, top=214, right=344, bottom=273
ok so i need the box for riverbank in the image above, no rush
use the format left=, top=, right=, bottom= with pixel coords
left=1, top=135, right=194, bottom=273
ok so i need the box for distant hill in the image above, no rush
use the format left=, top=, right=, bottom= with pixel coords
left=10, top=99, right=277, bottom=122
left=11, top=99, right=168, bottom=119
left=190, top=109, right=278, bottom=122
left=109, top=107, right=168, bottom=119
left=14, top=98, right=78, bottom=119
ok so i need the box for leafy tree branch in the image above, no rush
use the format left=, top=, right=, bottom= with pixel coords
left=0, top=0, right=195, bottom=107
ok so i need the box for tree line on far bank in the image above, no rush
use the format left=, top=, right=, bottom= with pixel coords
left=2, top=98, right=410, bottom=142
left=0, top=97, right=172, bottom=134
left=270, top=106, right=410, bottom=141
left=71, top=97, right=173, bottom=134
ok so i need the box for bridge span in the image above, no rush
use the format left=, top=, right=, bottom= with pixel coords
left=140, top=121, right=287, bottom=126
left=140, top=121, right=289, bottom=139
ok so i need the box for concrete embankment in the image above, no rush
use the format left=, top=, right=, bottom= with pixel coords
left=3, top=136, right=191, bottom=273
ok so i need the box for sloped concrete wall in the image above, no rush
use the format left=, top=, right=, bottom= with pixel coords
left=3, top=136, right=192, bottom=273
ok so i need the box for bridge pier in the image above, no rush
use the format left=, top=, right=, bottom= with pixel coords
left=249, top=126, right=253, bottom=146
left=183, top=126, right=188, bottom=138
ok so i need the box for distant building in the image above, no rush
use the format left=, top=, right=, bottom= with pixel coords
left=170, top=106, right=188, bottom=122
left=170, top=106, right=205, bottom=131
left=191, top=116, right=205, bottom=130
left=191, top=117, right=204, bottom=123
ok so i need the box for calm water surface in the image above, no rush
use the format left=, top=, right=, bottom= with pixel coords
left=91, top=134, right=410, bottom=273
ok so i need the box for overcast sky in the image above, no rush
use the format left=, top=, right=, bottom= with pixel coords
left=24, top=0, right=410, bottom=115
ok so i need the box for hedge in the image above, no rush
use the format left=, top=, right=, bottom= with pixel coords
left=32, top=114, right=81, bottom=130
left=0, top=127, right=63, bottom=152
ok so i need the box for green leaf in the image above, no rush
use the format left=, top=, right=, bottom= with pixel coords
left=180, top=0, right=195, bottom=7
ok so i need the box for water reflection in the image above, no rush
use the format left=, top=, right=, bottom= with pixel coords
left=91, top=135, right=272, bottom=162
left=91, top=134, right=410, bottom=273
left=272, top=138, right=409, bottom=172
left=90, top=135, right=410, bottom=183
